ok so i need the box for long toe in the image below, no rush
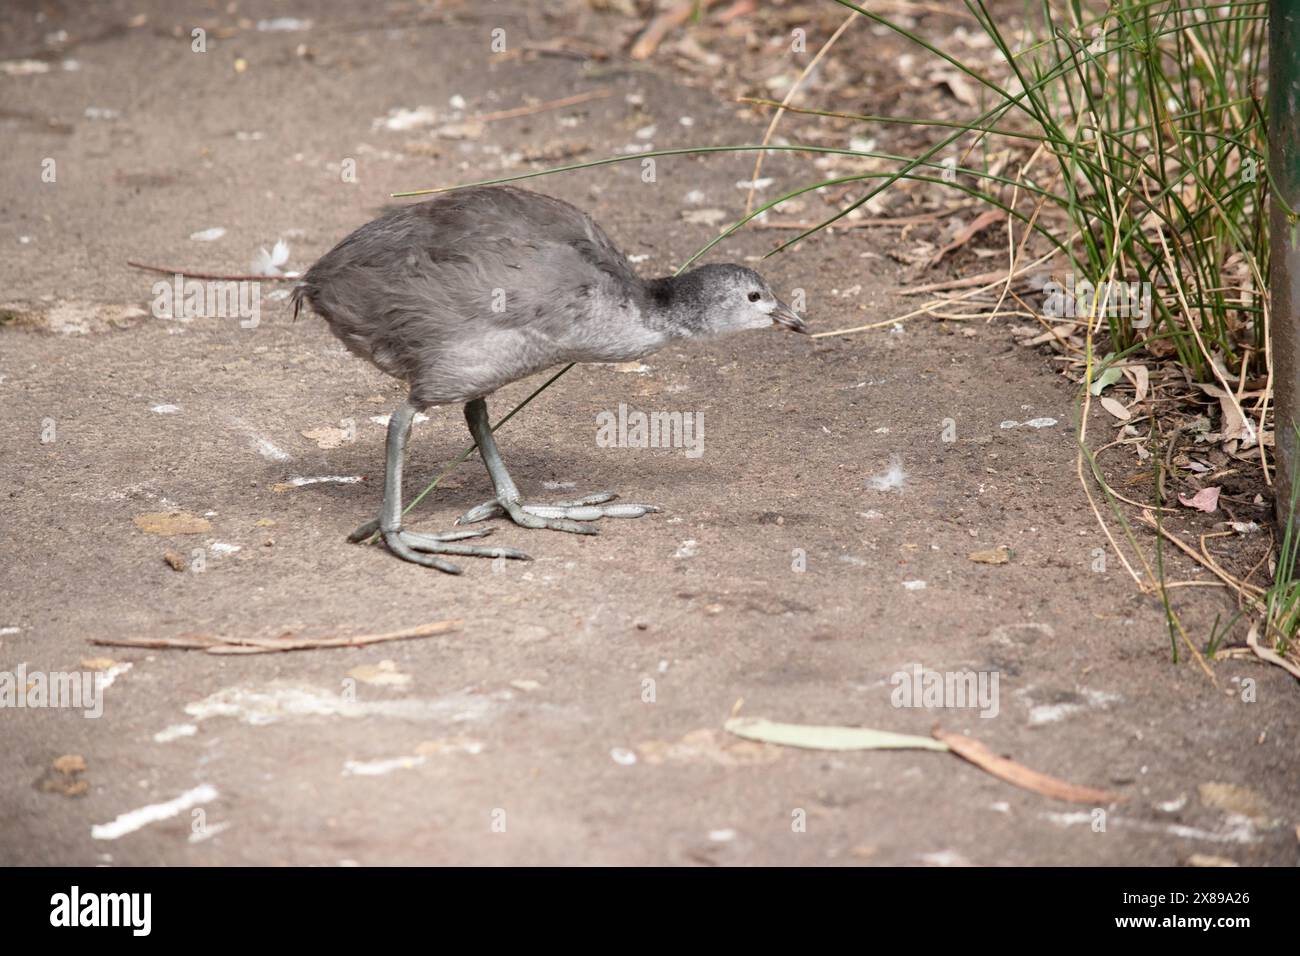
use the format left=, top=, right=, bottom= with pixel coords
left=458, top=492, right=659, bottom=531
left=399, top=530, right=532, bottom=561
left=455, top=500, right=508, bottom=525
left=425, top=528, right=495, bottom=542
left=520, top=501, right=660, bottom=521
left=382, top=530, right=463, bottom=573
left=503, top=501, right=600, bottom=535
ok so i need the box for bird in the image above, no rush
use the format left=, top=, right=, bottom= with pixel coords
left=292, top=184, right=807, bottom=572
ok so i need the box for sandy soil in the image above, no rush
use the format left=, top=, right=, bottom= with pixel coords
left=1, top=0, right=1296, bottom=866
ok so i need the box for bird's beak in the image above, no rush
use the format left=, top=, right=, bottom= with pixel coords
left=772, top=300, right=809, bottom=334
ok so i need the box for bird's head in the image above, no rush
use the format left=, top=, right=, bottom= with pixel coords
left=663, top=263, right=808, bottom=337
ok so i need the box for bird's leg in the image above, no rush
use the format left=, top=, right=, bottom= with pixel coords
left=347, top=399, right=533, bottom=571
left=458, top=398, right=660, bottom=533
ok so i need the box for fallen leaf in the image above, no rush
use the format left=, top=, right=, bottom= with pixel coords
left=928, top=209, right=1004, bottom=267
left=133, top=512, right=211, bottom=535
left=724, top=717, right=949, bottom=752
left=933, top=726, right=1123, bottom=804
left=301, top=426, right=349, bottom=449
left=1177, top=486, right=1221, bottom=513
left=931, top=69, right=980, bottom=106
left=39, top=776, right=89, bottom=797
left=38, top=754, right=89, bottom=797
left=1100, top=396, right=1131, bottom=421
left=52, top=754, right=87, bottom=775
left=347, top=660, right=411, bottom=687
left=1198, top=782, right=1273, bottom=823
left=79, top=658, right=118, bottom=671
left=1089, top=359, right=1123, bottom=395
left=1129, top=364, right=1149, bottom=402
left=163, top=549, right=187, bottom=571
left=1188, top=853, right=1239, bottom=867
left=1197, top=383, right=1256, bottom=446
left=968, top=545, right=1010, bottom=565
left=435, top=120, right=485, bottom=140
left=681, top=208, right=728, bottom=226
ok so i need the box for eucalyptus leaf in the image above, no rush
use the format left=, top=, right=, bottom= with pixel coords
left=724, top=717, right=949, bottom=752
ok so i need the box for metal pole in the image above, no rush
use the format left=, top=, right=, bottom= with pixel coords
left=1271, top=1, right=1300, bottom=525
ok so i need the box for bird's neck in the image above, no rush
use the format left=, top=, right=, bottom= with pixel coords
left=643, top=274, right=708, bottom=339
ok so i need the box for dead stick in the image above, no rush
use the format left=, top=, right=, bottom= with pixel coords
left=126, top=260, right=298, bottom=282
left=630, top=0, right=719, bottom=60
left=473, top=88, right=613, bottom=122
left=934, top=726, right=1125, bottom=805
left=753, top=210, right=959, bottom=230
left=92, top=619, right=461, bottom=654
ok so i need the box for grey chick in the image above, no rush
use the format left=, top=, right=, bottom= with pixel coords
left=293, top=185, right=807, bottom=572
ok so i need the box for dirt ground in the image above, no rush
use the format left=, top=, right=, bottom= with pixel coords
left=1, top=0, right=1297, bottom=866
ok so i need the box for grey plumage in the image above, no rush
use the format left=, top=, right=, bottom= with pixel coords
left=291, top=185, right=806, bottom=571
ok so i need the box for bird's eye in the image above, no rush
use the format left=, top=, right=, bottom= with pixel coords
left=747, top=291, right=761, bottom=302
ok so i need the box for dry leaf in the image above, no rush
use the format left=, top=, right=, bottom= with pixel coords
left=38, top=754, right=89, bottom=797
left=347, top=659, right=412, bottom=687
left=1198, top=782, right=1274, bottom=823
left=681, top=208, right=728, bottom=226
left=79, top=658, right=118, bottom=671
left=931, top=69, right=980, bottom=106
left=52, top=754, right=87, bottom=774
left=133, top=512, right=211, bottom=535
left=163, top=549, right=187, bottom=571
left=1100, top=396, right=1131, bottom=421
left=1128, top=364, right=1149, bottom=403
left=1177, top=486, right=1221, bottom=513
left=301, top=426, right=349, bottom=449
left=1197, top=383, right=1256, bottom=446
left=968, top=546, right=1010, bottom=565
left=933, top=726, right=1124, bottom=804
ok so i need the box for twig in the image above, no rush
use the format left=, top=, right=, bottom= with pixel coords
left=933, top=726, right=1125, bottom=804
left=926, top=208, right=1005, bottom=268
left=126, top=260, right=297, bottom=282
left=473, top=89, right=613, bottom=123
left=630, top=0, right=720, bottom=60
left=752, top=209, right=959, bottom=230
left=91, top=619, right=461, bottom=655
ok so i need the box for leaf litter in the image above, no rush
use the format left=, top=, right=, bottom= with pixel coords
left=724, top=717, right=1122, bottom=804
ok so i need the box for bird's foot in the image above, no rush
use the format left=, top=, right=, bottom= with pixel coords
left=455, top=490, right=660, bottom=535
left=347, top=519, right=532, bottom=573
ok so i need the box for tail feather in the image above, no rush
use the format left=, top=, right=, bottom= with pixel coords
left=290, top=283, right=309, bottom=322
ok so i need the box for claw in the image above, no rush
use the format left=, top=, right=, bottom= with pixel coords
left=383, top=529, right=463, bottom=574
left=456, top=500, right=507, bottom=525
left=348, top=517, right=381, bottom=543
